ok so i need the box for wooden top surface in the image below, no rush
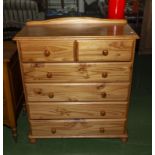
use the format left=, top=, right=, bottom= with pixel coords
left=14, top=17, right=139, bottom=40
left=3, top=41, right=17, bottom=62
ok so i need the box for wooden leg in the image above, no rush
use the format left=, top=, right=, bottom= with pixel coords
left=29, top=138, right=37, bottom=144
left=120, top=137, right=128, bottom=143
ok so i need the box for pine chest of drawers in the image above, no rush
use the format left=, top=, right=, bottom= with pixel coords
left=14, top=17, right=139, bottom=143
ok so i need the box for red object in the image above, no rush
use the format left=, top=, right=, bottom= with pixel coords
left=108, top=0, right=126, bottom=19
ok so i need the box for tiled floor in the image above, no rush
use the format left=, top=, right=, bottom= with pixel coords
left=4, top=54, right=152, bottom=155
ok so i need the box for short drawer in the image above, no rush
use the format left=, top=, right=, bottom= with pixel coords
left=26, top=83, right=130, bottom=102
left=23, top=62, right=132, bottom=82
left=19, top=41, right=74, bottom=62
left=30, top=119, right=126, bottom=137
left=28, top=102, right=127, bottom=119
left=78, top=40, right=133, bottom=62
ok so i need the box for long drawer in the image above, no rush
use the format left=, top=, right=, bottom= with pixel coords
left=23, top=62, right=132, bottom=82
left=30, top=119, right=126, bottom=137
left=78, top=40, right=133, bottom=62
left=25, top=83, right=130, bottom=102
left=28, top=102, right=127, bottom=119
left=19, top=41, right=74, bottom=62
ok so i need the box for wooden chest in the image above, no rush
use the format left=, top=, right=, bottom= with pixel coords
left=3, top=41, right=24, bottom=140
left=14, top=17, right=139, bottom=143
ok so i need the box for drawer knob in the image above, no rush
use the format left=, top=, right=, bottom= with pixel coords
left=35, top=89, right=42, bottom=95
left=44, top=49, right=50, bottom=57
left=99, top=127, right=105, bottom=133
left=47, top=72, right=52, bottom=78
left=48, top=92, right=54, bottom=98
left=101, top=92, right=107, bottom=98
left=100, top=110, right=106, bottom=116
left=102, top=72, right=108, bottom=78
left=51, top=128, right=56, bottom=134
left=102, top=50, right=108, bottom=56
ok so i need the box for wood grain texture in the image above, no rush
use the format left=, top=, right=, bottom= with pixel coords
left=29, top=134, right=128, bottom=139
left=25, top=83, right=130, bottom=102
left=78, top=40, right=133, bottom=61
left=3, top=64, right=16, bottom=127
left=17, top=41, right=31, bottom=120
left=14, top=17, right=139, bottom=141
left=26, top=17, right=127, bottom=25
left=19, top=41, right=74, bottom=62
left=30, top=119, right=126, bottom=137
left=22, top=62, right=132, bottom=83
left=3, top=42, right=24, bottom=138
left=28, top=102, right=127, bottom=119
left=124, top=40, right=136, bottom=122
left=3, top=41, right=17, bottom=62
left=79, top=40, right=134, bottom=50
left=13, top=18, right=139, bottom=40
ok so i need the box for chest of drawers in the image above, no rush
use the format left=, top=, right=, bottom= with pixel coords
left=14, top=17, right=139, bottom=143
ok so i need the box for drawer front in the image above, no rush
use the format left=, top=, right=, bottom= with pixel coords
left=19, top=41, right=74, bottom=62
left=28, top=102, right=127, bottom=119
left=30, top=119, right=126, bottom=137
left=26, top=83, right=130, bottom=101
left=78, top=40, right=133, bottom=62
left=23, top=63, right=131, bottom=82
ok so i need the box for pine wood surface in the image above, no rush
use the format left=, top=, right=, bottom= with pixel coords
left=13, top=18, right=139, bottom=40
left=3, top=41, right=24, bottom=139
left=22, top=62, right=132, bottom=83
left=28, top=102, right=127, bottom=119
left=19, top=40, right=74, bottom=62
left=30, top=119, right=126, bottom=137
left=28, top=134, right=128, bottom=139
left=14, top=17, right=139, bottom=141
left=26, top=83, right=130, bottom=102
left=78, top=40, right=133, bottom=61
left=3, top=41, right=17, bottom=62
left=18, top=39, right=134, bottom=62
left=3, top=63, right=16, bottom=127
left=26, top=17, right=127, bottom=25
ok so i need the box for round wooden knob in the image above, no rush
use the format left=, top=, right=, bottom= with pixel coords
left=99, top=127, right=105, bottom=133
left=51, top=128, right=56, bottom=134
left=102, top=72, right=108, bottom=78
left=47, top=72, right=52, bottom=78
left=32, top=63, right=39, bottom=67
left=102, top=50, right=108, bottom=56
left=48, top=92, right=54, bottom=98
left=44, top=49, right=50, bottom=57
left=101, top=92, right=107, bottom=98
left=35, top=89, right=42, bottom=95
left=100, top=110, right=106, bottom=116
